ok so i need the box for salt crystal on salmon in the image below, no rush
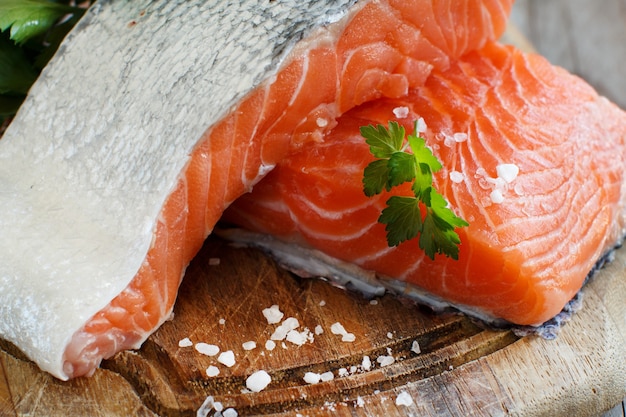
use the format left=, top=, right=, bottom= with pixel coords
left=0, top=0, right=513, bottom=380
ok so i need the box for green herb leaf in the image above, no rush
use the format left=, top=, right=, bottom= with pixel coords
left=420, top=188, right=469, bottom=260
left=360, top=122, right=405, bottom=159
left=378, top=196, right=422, bottom=247
left=0, top=93, right=24, bottom=116
left=363, top=158, right=391, bottom=197
left=0, top=0, right=79, bottom=45
left=0, top=34, right=38, bottom=94
left=361, top=119, right=469, bottom=260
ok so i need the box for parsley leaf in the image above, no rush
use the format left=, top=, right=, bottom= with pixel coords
left=0, top=0, right=78, bottom=45
left=361, top=120, right=469, bottom=260
left=378, top=196, right=422, bottom=246
left=0, top=34, right=38, bottom=94
left=360, top=122, right=404, bottom=158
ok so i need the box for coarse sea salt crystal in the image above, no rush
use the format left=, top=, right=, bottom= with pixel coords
left=449, top=170, right=465, bottom=183
left=213, top=402, right=223, bottom=412
left=286, top=329, right=309, bottom=346
left=386, top=332, right=394, bottom=339
left=490, top=189, right=505, bottom=204
left=206, top=365, right=220, bottom=377
left=271, top=317, right=300, bottom=340
left=392, top=106, right=409, bottom=119
left=396, top=391, right=414, bottom=406
left=416, top=117, right=427, bottom=133
left=265, top=340, right=276, bottom=351
left=453, top=132, right=467, bottom=142
left=178, top=337, right=193, bottom=348
left=376, top=355, right=395, bottom=367
left=342, top=333, right=356, bottom=342
left=262, top=305, right=284, bottom=324
left=316, top=117, right=328, bottom=127
left=223, top=408, right=238, bottom=417
left=321, top=371, right=334, bottom=382
left=330, top=322, right=355, bottom=341
left=242, top=341, right=257, bottom=350
left=496, top=163, right=519, bottom=183
left=330, top=322, right=347, bottom=335
left=362, top=355, right=372, bottom=371
left=246, top=370, right=272, bottom=392
left=217, top=350, right=236, bottom=367
left=303, top=372, right=321, bottom=384
left=411, top=340, right=421, bottom=354
left=197, top=396, right=215, bottom=417
left=356, top=396, right=365, bottom=407
left=314, top=324, right=324, bottom=335
left=195, top=343, right=220, bottom=357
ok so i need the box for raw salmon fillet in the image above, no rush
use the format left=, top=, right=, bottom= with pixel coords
left=224, top=41, right=626, bottom=327
left=0, top=0, right=512, bottom=379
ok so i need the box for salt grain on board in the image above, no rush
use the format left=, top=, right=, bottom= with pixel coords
left=396, top=391, right=414, bottom=406
left=362, top=355, right=372, bottom=371
left=218, top=350, right=236, bottom=367
left=206, top=365, right=220, bottom=377
left=271, top=317, right=300, bottom=340
left=242, top=341, right=257, bottom=350
left=246, top=370, right=272, bottom=392
left=321, top=371, right=334, bottom=382
left=262, top=305, right=284, bottom=324
left=377, top=355, right=395, bottom=367
left=330, top=322, right=355, bottom=342
left=303, top=372, right=321, bottom=384
left=195, top=343, right=220, bottom=356
left=196, top=395, right=215, bottom=417
left=178, top=337, right=193, bottom=348
left=223, top=408, right=238, bottom=417
left=265, top=340, right=276, bottom=351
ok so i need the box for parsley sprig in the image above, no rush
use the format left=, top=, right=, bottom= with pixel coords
left=0, top=1, right=92, bottom=124
left=361, top=121, right=468, bottom=260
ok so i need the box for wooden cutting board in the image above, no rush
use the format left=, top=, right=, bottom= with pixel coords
left=1, top=235, right=625, bottom=417
left=2, top=1, right=626, bottom=416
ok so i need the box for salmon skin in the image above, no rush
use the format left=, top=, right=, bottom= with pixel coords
left=0, top=0, right=512, bottom=379
left=224, top=42, right=626, bottom=330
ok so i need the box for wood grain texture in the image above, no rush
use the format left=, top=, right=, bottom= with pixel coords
left=1, top=1, right=625, bottom=416
left=1, top=235, right=624, bottom=417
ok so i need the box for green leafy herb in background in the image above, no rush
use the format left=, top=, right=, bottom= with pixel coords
left=0, top=0, right=92, bottom=125
left=361, top=121, right=469, bottom=260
